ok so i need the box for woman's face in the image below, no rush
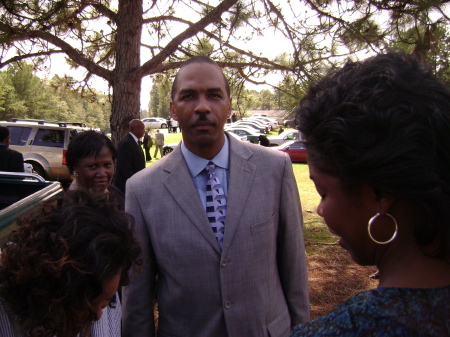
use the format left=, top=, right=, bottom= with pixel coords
left=90, top=271, right=122, bottom=320
left=309, top=163, right=378, bottom=265
left=73, top=146, right=114, bottom=193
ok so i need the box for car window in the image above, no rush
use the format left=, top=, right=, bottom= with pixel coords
left=290, top=142, right=306, bottom=149
left=33, top=129, right=65, bottom=148
left=7, top=126, right=32, bottom=146
left=284, top=132, right=299, bottom=140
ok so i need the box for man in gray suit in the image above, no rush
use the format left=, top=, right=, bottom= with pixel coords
left=122, top=56, right=310, bottom=337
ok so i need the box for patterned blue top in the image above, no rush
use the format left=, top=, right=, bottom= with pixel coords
left=290, top=285, right=450, bottom=336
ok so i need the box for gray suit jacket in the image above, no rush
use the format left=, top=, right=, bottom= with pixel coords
left=122, top=133, right=309, bottom=337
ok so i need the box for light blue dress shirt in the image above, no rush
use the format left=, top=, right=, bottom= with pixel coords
left=181, top=136, right=230, bottom=211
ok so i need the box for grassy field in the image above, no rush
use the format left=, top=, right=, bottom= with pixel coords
left=146, top=129, right=377, bottom=319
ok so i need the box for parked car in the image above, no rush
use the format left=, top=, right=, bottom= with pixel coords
left=249, top=116, right=278, bottom=130
left=283, top=118, right=296, bottom=128
left=0, top=171, right=64, bottom=243
left=232, top=120, right=268, bottom=134
left=0, top=119, right=92, bottom=182
left=268, top=129, right=302, bottom=146
left=225, top=125, right=261, bottom=144
left=272, top=140, right=307, bottom=162
left=141, top=117, right=168, bottom=129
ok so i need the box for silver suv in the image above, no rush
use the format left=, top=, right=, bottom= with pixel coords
left=0, top=119, right=91, bottom=182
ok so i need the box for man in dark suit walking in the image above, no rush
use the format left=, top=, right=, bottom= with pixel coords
left=114, top=119, right=146, bottom=194
left=0, top=126, right=24, bottom=172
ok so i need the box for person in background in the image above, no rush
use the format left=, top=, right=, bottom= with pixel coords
left=114, top=119, right=146, bottom=194
left=122, top=56, right=309, bottom=337
left=258, top=134, right=270, bottom=147
left=66, top=130, right=124, bottom=209
left=143, top=130, right=153, bottom=162
left=278, top=125, right=284, bottom=135
left=0, top=191, right=141, bottom=337
left=0, top=126, right=24, bottom=173
left=291, top=52, right=450, bottom=336
left=171, top=118, right=178, bottom=133
left=153, top=129, right=164, bottom=158
left=166, top=117, right=172, bottom=133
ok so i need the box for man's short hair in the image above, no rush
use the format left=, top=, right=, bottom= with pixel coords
left=171, top=56, right=230, bottom=101
left=0, top=126, right=9, bottom=142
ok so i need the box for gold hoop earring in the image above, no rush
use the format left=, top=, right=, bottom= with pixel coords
left=367, top=213, right=398, bottom=245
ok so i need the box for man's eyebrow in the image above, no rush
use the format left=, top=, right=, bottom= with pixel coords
left=208, top=87, right=224, bottom=93
left=178, top=88, right=195, bottom=96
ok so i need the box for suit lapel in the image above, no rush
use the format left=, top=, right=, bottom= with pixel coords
left=129, top=134, right=145, bottom=168
left=163, top=147, right=222, bottom=254
left=222, top=135, right=256, bottom=254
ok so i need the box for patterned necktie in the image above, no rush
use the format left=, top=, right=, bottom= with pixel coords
left=205, top=161, right=226, bottom=249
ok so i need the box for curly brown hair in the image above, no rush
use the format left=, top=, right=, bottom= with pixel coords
left=0, top=191, right=141, bottom=337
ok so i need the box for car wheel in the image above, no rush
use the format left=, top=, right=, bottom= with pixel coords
left=161, top=123, right=167, bottom=129
left=163, top=147, right=173, bottom=156
left=30, top=162, right=47, bottom=180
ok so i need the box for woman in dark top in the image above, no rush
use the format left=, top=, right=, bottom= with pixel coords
left=291, top=52, right=450, bottom=336
left=66, top=131, right=124, bottom=209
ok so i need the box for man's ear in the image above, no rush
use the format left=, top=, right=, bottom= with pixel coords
left=170, top=102, right=178, bottom=121
left=227, top=98, right=232, bottom=118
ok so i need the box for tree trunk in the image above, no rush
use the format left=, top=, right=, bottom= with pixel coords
left=110, top=0, right=143, bottom=147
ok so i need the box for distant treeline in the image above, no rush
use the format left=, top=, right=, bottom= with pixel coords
left=0, top=63, right=112, bottom=132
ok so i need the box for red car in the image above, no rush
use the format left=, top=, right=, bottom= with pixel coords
left=273, top=140, right=307, bottom=162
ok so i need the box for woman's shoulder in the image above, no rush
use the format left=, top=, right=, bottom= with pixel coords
left=290, top=286, right=450, bottom=337
left=90, top=292, right=121, bottom=337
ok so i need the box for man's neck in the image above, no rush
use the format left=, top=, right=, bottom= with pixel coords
left=183, top=135, right=226, bottom=160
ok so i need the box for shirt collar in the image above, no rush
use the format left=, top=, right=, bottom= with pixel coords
left=181, top=135, right=230, bottom=178
left=129, top=132, right=139, bottom=143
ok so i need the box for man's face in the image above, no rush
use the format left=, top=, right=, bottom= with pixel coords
left=170, top=63, right=232, bottom=158
left=131, top=121, right=146, bottom=139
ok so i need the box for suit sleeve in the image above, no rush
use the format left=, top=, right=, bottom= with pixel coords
left=122, top=178, right=157, bottom=337
left=277, top=156, right=310, bottom=326
left=12, top=152, right=24, bottom=172
left=116, top=140, right=135, bottom=181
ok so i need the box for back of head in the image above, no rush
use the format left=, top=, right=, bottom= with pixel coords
left=0, top=126, right=9, bottom=143
left=0, top=191, right=141, bottom=336
left=295, top=51, right=450, bottom=260
left=66, top=131, right=117, bottom=173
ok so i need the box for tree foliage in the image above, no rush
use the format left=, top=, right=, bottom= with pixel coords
left=0, top=63, right=111, bottom=130
left=0, top=0, right=449, bottom=144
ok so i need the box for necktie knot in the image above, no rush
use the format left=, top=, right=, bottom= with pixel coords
left=206, top=161, right=215, bottom=176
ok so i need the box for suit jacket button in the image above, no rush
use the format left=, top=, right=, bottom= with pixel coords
left=221, top=259, right=227, bottom=267
left=224, top=301, right=231, bottom=309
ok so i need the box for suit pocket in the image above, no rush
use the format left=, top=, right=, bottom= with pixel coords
left=267, top=308, right=291, bottom=337
left=250, top=212, right=278, bottom=236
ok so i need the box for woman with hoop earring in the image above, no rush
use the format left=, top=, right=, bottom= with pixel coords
left=290, top=52, right=450, bottom=336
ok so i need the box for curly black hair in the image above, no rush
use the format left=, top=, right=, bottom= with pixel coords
left=0, top=191, right=141, bottom=337
left=295, top=51, right=450, bottom=261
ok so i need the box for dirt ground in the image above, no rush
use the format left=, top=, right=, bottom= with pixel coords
left=306, top=242, right=378, bottom=320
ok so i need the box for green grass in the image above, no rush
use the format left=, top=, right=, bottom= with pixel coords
left=145, top=129, right=336, bottom=253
